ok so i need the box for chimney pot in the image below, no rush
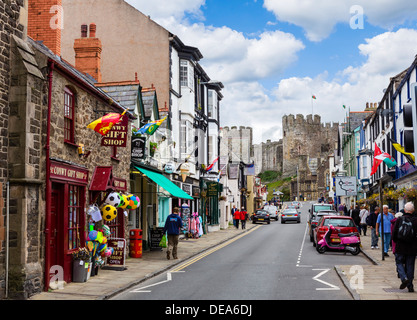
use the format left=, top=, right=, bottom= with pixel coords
left=90, top=23, right=97, bottom=38
left=81, top=24, right=88, bottom=38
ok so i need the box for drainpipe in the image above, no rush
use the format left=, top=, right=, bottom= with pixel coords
left=44, top=60, right=54, bottom=291
left=5, top=181, right=10, bottom=299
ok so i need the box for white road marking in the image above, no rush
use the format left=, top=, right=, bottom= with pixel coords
left=130, top=271, right=184, bottom=293
left=312, top=269, right=340, bottom=291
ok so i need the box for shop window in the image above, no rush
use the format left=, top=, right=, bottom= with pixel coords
left=68, top=185, right=83, bottom=250
left=64, top=87, right=75, bottom=144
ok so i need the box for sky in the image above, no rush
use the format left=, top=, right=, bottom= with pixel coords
left=125, top=0, right=417, bottom=144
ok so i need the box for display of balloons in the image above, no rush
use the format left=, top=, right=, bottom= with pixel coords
left=101, top=204, right=118, bottom=222
left=88, top=230, right=98, bottom=241
left=119, top=194, right=129, bottom=209
left=126, top=194, right=140, bottom=210
left=104, top=192, right=122, bottom=208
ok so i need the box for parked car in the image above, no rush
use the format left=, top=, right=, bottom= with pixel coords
left=308, top=203, right=334, bottom=221
left=309, top=210, right=337, bottom=243
left=281, top=208, right=300, bottom=224
left=263, top=205, right=278, bottom=221
left=313, top=215, right=359, bottom=247
left=252, top=210, right=271, bottom=224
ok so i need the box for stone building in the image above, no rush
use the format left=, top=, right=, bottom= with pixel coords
left=0, top=0, right=28, bottom=300
left=282, top=114, right=339, bottom=178
left=253, top=139, right=283, bottom=176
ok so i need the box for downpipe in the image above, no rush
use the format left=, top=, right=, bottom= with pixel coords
left=5, top=180, right=10, bottom=299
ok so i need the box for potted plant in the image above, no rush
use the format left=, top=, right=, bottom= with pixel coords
left=72, top=247, right=91, bottom=283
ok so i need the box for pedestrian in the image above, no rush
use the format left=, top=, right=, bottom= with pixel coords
left=391, top=211, right=403, bottom=255
left=392, top=202, right=417, bottom=292
left=343, top=203, right=348, bottom=216
left=338, top=203, right=344, bottom=215
left=163, top=207, right=183, bottom=260
left=359, top=205, right=369, bottom=236
left=376, top=205, right=395, bottom=257
left=351, top=205, right=361, bottom=233
left=231, top=205, right=238, bottom=228
left=367, top=206, right=380, bottom=249
left=240, top=207, right=248, bottom=229
left=233, top=208, right=240, bottom=229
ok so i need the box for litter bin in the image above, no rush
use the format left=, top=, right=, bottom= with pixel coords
left=129, top=229, right=142, bottom=258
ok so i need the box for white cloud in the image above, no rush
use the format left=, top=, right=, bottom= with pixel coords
left=125, top=0, right=206, bottom=20
left=263, top=0, right=417, bottom=42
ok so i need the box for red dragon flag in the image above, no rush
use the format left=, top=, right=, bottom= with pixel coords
left=87, top=110, right=127, bottom=136
left=370, top=143, right=397, bottom=176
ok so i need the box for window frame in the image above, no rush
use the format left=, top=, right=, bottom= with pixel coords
left=64, top=87, right=75, bottom=144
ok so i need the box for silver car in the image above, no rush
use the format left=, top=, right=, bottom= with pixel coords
left=263, top=205, right=279, bottom=221
left=281, top=209, right=300, bottom=224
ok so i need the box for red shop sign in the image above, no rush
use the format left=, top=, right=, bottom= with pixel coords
left=101, top=115, right=128, bottom=147
left=50, top=161, right=88, bottom=184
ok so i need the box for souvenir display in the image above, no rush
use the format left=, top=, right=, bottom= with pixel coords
left=104, top=192, right=122, bottom=208
left=101, top=204, right=118, bottom=222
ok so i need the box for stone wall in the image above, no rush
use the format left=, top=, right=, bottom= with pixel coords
left=253, top=139, right=282, bottom=175
left=0, top=0, right=26, bottom=300
left=282, top=114, right=338, bottom=178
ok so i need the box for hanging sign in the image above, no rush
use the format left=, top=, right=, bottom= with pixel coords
left=131, top=136, right=146, bottom=161
left=101, top=115, right=128, bottom=147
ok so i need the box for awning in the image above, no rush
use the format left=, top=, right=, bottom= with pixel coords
left=134, top=166, right=193, bottom=200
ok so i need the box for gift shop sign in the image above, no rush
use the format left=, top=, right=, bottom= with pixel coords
left=50, top=161, right=88, bottom=184
left=106, top=238, right=126, bottom=268
left=101, top=115, right=128, bottom=147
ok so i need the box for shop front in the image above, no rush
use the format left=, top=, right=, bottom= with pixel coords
left=46, top=160, right=89, bottom=285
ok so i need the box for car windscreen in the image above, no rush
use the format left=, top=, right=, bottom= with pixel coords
left=313, top=205, right=333, bottom=213
left=323, top=218, right=355, bottom=227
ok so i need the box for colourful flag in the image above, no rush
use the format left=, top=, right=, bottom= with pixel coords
left=312, top=95, right=316, bottom=100
left=388, top=137, right=415, bottom=166
left=87, top=110, right=127, bottom=136
left=343, top=105, right=346, bottom=109
left=206, top=157, right=219, bottom=172
left=370, top=143, right=397, bottom=175
left=137, top=117, right=167, bottom=136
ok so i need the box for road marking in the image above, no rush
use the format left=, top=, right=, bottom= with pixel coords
left=172, top=225, right=261, bottom=272
left=296, top=220, right=309, bottom=267
left=130, top=271, right=185, bottom=293
left=312, top=269, right=340, bottom=291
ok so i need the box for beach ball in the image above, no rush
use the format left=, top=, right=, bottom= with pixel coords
left=102, top=248, right=113, bottom=258
left=119, top=194, right=129, bottom=209
left=126, top=195, right=140, bottom=210
left=101, top=205, right=118, bottom=222
left=88, top=230, right=98, bottom=241
left=104, top=192, right=121, bottom=208
left=101, top=224, right=111, bottom=237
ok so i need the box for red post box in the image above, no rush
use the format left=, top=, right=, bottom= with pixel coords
left=129, top=229, right=142, bottom=258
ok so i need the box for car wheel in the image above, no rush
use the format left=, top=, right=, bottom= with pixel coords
left=281, top=220, right=285, bottom=224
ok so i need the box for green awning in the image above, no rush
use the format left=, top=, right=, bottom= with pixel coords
left=134, top=166, right=193, bottom=200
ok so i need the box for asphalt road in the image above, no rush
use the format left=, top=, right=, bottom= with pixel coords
left=112, top=202, right=371, bottom=301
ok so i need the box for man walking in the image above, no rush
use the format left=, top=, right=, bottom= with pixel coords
left=392, top=202, right=417, bottom=292
left=231, top=205, right=238, bottom=228
left=233, top=208, right=241, bottom=229
left=376, top=205, right=394, bottom=257
left=367, top=206, right=380, bottom=249
left=163, top=207, right=183, bottom=260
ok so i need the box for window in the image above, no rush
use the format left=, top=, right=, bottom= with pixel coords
left=180, top=60, right=194, bottom=90
left=180, top=120, right=194, bottom=159
left=64, top=88, right=75, bottom=143
left=68, top=185, right=83, bottom=250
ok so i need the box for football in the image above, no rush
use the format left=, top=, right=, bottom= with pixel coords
left=101, top=205, right=118, bottom=222
left=104, top=192, right=121, bottom=208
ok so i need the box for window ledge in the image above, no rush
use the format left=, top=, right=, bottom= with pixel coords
left=65, top=141, right=79, bottom=149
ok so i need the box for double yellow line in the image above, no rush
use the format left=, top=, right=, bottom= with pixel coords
left=171, top=225, right=261, bottom=272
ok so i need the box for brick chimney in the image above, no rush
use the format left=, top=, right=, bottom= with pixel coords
left=74, top=24, right=102, bottom=82
left=28, top=0, right=63, bottom=56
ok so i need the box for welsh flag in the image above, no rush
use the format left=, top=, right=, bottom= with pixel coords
left=370, top=143, right=397, bottom=175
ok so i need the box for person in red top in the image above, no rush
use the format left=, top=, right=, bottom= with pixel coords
left=240, top=207, right=248, bottom=229
left=233, top=209, right=241, bottom=229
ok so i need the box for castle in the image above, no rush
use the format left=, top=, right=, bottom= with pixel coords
left=254, top=114, right=339, bottom=180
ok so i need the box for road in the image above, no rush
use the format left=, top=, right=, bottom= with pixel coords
left=112, top=202, right=371, bottom=300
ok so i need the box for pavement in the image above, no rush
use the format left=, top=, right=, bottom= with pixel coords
left=336, top=229, right=417, bottom=300
left=29, top=218, right=417, bottom=301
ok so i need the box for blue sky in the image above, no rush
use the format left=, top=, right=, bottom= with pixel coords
left=126, top=0, right=417, bottom=143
